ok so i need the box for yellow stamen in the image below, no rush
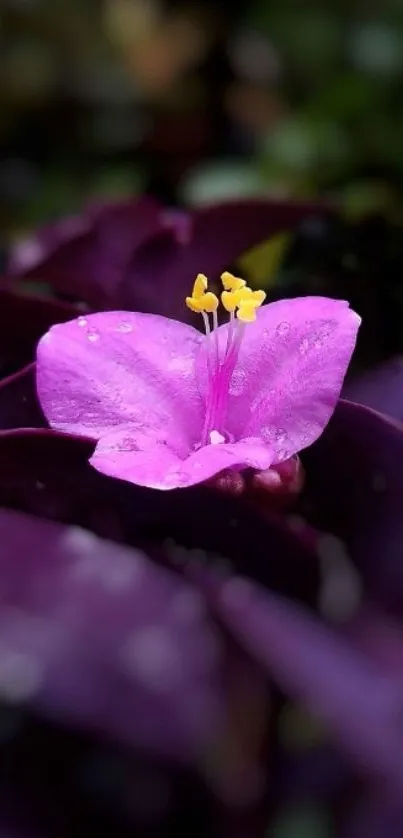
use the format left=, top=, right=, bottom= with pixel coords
left=221, top=284, right=266, bottom=313
left=202, top=291, right=219, bottom=313
left=250, top=289, right=266, bottom=305
left=186, top=271, right=265, bottom=319
left=192, top=273, right=208, bottom=299
left=221, top=271, right=246, bottom=292
left=185, top=296, right=205, bottom=313
left=237, top=301, right=261, bottom=322
left=186, top=274, right=219, bottom=314
left=221, top=290, right=238, bottom=313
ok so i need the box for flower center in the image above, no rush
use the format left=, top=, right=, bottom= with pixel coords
left=186, top=272, right=266, bottom=446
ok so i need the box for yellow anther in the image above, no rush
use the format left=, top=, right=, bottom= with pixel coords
left=222, top=285, right=266, bottom=313
left=237, top=301, right=260, bottom=322
left=221, top=290, right=238, bottom=313
left=221, top=284, right=253, bottom=313
left=221, top=271, right=246, bottom=292
left=236, top=288, right=266, bottom=322
left=186, top=295, right=205, bottom=313
left=192, top=273, right=208, bottom=299
left=186, top=273, right=218, bottom=314
left=202, top=291, right=219, bottom=313
left=250, top=289, right=266, bottom=305
left=186, top=270, right=265, bottom=319
left=186, top=291, right=218, bottom=314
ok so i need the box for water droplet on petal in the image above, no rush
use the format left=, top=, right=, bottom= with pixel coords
left=312, top=320, right=335, bottom=347
left=260, top=425, right=273, bottom=441
left=275, top=428, right=287, bottom=444
left=276, top=321, right=290, bottom=337
left=209, top=430, right=225, bottom=445
left=87, top=328, right=100, bottom=342
left=116, top=321, right=133, bottom=334
left=77, top=317, right=87, bottom=328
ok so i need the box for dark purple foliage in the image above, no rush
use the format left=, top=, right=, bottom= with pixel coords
left=2, top=196, right=403, bottom=836
left=7, top=197, right=328, bottom=320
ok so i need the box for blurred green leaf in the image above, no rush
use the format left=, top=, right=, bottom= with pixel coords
left=270, top=806, right=332, bottom=838
left=180, top=160, right=267, bottom=206
left=89, top=165, right=146, bottom=200
left=238, top=232, right=291, bottom=288
left=338, top=179, right=399, bottom=221
left=348, top=22, right=403, bottom=78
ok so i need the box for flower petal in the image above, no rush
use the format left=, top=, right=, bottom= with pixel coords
left=36, top=311, right=204, bottom=444
left=90, top=428, right=273, bottom=490
left=201, top=296, right=360, bottom=462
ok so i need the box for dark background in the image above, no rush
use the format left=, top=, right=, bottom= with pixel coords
left=2, top=4, right=403, bottom=837
left=3, top=0, right=403, bottom=229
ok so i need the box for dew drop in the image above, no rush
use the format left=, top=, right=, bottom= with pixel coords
left=77, top=317, right=87, bottom=328
left=87, top=328, right=100, bottom=342
left=116, top=321, right=133, bottom=334
left=312, top=321, right=334, bottom=348
left=260, top=425, right=273, bottom=441
left=276, top=321, right=290, bottom=337
left=275, top=428, right=287, bottom=444
left=209, top=430, right=225, bottom=445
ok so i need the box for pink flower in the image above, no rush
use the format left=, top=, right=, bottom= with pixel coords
left=36, top=273, right=360, bottom=490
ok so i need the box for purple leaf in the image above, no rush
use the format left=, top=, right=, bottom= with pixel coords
left=340, top=796, right=403, bottom=838
left=0, top=288, right=77, bottom=376
left=344, top=356, right=403, bottom=423
left=0, top=430, right=319, bottom=603
left=210, top=575, right=403, bottom=791
left=121, top=199, right=328, bottom=319
left=302, top=399, right=403, bottom=612
left=8, top=198, right=326, bottom=318
left=0, top=507, right=225, bottom=762
left=8, top=198, right=163, bottom=308
left=0, top=365, right=46, bottom=431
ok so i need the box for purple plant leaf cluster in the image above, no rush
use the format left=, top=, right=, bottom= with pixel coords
left=7, top=196, right=326, bottom=319
left=2, top=195, right=403, bottom=836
